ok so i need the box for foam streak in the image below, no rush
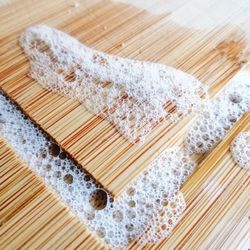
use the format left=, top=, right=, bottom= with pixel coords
left=186, top=71, right=250, bottom=154
left=0, top=92, right=195, bottom=247
left=20, top=25, right=207, bottom=143
left=231, top=131, right=250, bottom=170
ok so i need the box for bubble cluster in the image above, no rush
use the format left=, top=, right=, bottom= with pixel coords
left=0, top=92, right=196, bottom=247
left=138, top=191, right=185, bottom=244
left=20, top=24, right=207, bottom=143
left=186, top=72, right=250, bottom=154
left=231, top=131, right=250, bottom=170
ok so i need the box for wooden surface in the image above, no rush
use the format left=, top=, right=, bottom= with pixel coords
left=1, top=0, right=250, bottom=196
left=1, top=115, right=249, bottom=249
left=1, top=0, right=250, bottom=249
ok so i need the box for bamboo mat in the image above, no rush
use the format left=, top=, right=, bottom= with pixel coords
left=1, top=0, right=250, bottom=195
left=1, top=1, right=250, bottom=248
left=1, top=114, right=249, bottom=249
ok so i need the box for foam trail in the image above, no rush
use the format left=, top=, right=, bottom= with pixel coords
left=231, top=131, right=250, bottom=170
left=0, top=92, right=196, bottom=247
left=20, top=25, right=207, bottom=143
left=186, top=71, right=250, bottom=154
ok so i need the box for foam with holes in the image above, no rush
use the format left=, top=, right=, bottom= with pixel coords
left=185, top=71, right=250, bottom=154
left=0, top=92, right=196, bottom=247
left=138, top=191, right=185, bottom=244
left=231, top=131, right=250, bottom=170
left=20, top=24, right=207, bottom=143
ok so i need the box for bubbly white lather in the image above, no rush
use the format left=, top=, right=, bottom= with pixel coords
left=186, top=71, right=250, bottom=154
left=20, top=25, right=207, bottom=143
left=231, top=131, right=250, bottom=170
left=0, top=93, right=196, bottom=247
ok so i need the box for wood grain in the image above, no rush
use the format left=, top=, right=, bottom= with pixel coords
left=1, top=1, right=250, bottom=248
left=1, top=114, right=249, bottom=249
left=1, top=0, right=250, bottom=196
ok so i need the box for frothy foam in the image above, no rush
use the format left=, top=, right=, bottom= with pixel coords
left=231, top=131, right=250, bottom=170
left=0, top=92, right=196, bottom=247
left=185, top=71, right=250, bottom=154
left=20, top=25, right=207, bottom=143
left=138, top=191, right=185, bottom=244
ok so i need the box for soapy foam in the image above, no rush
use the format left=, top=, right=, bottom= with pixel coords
left=0, top=92, right=195, bottom=247
left=231, top=131, right=250, bottom=170
left=20, top=25, right=207, bottom=143
left=138, top=191, right=185, bottom=244
left=185, top=71, right=250, bottom=154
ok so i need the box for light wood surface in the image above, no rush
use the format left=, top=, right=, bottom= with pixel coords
left=1, top=114, right=249, bottom=249
left=1, top=0, right=250, bottom=249
left=1, top=0, right=250, bottom=196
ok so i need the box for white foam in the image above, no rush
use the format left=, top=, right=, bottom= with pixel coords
left=0, top=93, right=196, bottom=247
left=231, top=131, right=250, bottom=170
left=138, top=191, right=185, bottom=244
left=20, top=25, right=207, bottom=143
left=185, top=71, right=250, bottom=154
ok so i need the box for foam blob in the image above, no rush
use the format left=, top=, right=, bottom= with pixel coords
left=138, top=191, right=185, bottom=244
left=20, top=25, right=207, bottom=143
left=186, top=71, right=250, bottom=154
left=231, top=131, right=250, bottom=170
left=0, top=92, right=195, bottom=247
